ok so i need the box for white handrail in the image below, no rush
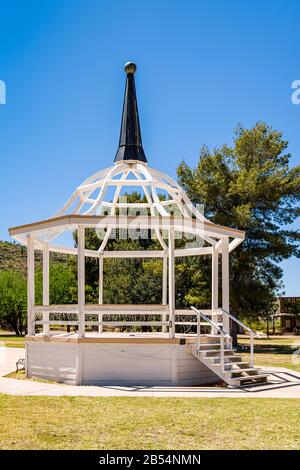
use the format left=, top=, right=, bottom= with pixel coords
left=219, top=308, right=259, bottom=368
left=191, top=307, right=228, bottom=336
left=218, top=308, right=260, bottom=337
left=191, top=306, right=230, bottom=372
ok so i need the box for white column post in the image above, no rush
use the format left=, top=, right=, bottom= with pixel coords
left=162, top=252, right=168, bottom=333
left=77, top=226, right=85, bottom=338
left=98, top=253, right=103, bottom=334
left=168, top=227, right=175, bottom=339
left=163, top=252, right=168, bottom=305
left=42, top=243, right=50, bottom=334
left=27, top=235, right=35, bottom=336
left=211, top=246, right=219, bottom=334
left=222, top=237, right=230, bottom=334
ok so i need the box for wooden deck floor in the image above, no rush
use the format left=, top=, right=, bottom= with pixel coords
left=26, top=332, right=220, bottom=344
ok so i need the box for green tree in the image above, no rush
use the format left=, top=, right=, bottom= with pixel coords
left=35, top=262, right=77, bottom=305
left=176, top=256, right=211, bottom=308
left=177, top=122, right=300, bottom=321
left=103, top=255, right=163, bottom=305
left=0, top=271, right=27, bottom=335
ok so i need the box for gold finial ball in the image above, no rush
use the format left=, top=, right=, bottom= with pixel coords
left=124, top=62, right=137, bottom=74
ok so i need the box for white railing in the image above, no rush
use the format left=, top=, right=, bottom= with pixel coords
left=34, top=309, right=169, bottom=331
left=190, top=306, right=231, bottom=372
left=32, top=305, right=217, bottom=334
left=219, top=308, right=260, bottom=368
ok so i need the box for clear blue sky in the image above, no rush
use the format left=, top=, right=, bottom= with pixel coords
left=0, top=0, right=299, bottom=295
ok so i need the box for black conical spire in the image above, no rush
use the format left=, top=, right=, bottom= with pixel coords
left=114, top=62, right=147, bottom=163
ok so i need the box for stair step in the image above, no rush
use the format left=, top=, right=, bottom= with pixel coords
left=233, top=374, right=268, bottom=384
left=226, top=364, right=250, bottom=366
left=228, top=368, right=259, bottom=376
left=239, top=379, right=269, bottom=388
left=224, top=362, right=250, bottom=369
left=200, top=349, right=233, bottom=356
left=211, top=355, right=243, bottom=363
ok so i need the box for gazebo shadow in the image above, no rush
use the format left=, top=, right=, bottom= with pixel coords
left=94, top=368, right=300, bottom=395
left=240, top=368, right=300, bottom=393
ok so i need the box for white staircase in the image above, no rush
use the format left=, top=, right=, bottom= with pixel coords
left=190, top=339, right=268, bottom=387
left=190, top=307, right=268, bottom=388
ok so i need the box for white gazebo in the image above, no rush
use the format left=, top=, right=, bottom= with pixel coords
left=9, top=62, right=267, bottom=387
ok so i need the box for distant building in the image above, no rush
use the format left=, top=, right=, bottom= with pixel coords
left=280, top=296, right=300, bottom=314
left=277, top=296, right=300, bottom=334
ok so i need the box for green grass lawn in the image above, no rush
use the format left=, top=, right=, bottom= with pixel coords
left=0, top=396, right=299, bottom=450
left=238, top=335, right=300, bottom=372
left=0, top=331, right=25, bottom=349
